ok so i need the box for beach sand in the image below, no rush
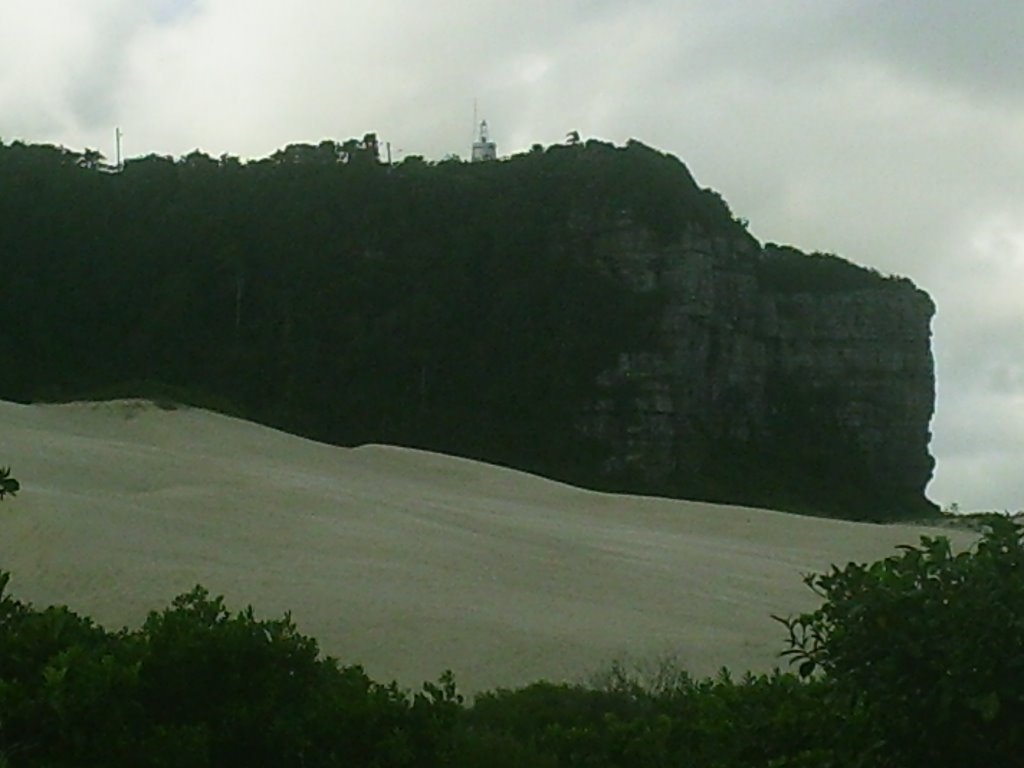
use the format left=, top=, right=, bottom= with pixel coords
left=0, top=399, right=970, bottom=694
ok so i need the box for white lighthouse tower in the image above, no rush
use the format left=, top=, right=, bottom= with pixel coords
left=471, top=119, right=497, bottom=162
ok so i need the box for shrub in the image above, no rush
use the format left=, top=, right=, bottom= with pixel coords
left=0, top=467, right=18, bottom=500
left=457, top=670, right=856, bottom=767
left=778, top=517, right=1024, bottom=766
left=0, top=577, right=461, bottom=767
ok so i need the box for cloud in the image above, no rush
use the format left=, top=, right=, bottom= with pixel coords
left=929, top=381, right=1024, bottom=512
left=0, top=1, right=162, bottom=148
left=153, top=0, right=198, bottom=24
left=826, top=1, right=1024, bottom=108
left=110, top=0, right=599, bottom=158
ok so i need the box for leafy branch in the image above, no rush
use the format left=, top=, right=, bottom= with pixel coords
left=0, top=466, right=19, bottom=500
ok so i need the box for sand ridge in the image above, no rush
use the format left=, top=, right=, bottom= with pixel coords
left=0, top=399, right=972, bottom=693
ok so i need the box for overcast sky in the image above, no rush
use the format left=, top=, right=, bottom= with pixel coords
left=2, top=0, right=1021, bottom=512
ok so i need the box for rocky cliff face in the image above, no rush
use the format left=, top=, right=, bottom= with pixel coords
left=580, top=222, right=936, bottom=519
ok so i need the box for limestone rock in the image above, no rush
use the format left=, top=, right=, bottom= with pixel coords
left=579, top=223, right=936, bottom=519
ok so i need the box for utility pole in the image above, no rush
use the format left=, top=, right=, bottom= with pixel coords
left=115, top=127, right=123, bottom=170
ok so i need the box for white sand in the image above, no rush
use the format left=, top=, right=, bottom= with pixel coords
left=0, top=399, right=972, bottom=694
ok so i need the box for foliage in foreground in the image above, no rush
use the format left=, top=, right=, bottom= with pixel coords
left=778, top=515, right=1024, bottom=766
left=1, top=520, right=1022, bottom=766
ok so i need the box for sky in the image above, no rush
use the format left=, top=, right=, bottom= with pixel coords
left=1, top=0, right=1021, bottom=512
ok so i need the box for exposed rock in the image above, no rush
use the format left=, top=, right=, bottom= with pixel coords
left=579, top=223, right=936, bottom=519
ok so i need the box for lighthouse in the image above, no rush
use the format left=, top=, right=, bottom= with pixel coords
left=471, top=120, right=497, bottom=162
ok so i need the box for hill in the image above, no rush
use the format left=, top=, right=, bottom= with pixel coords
left=0, top=137, right=935, bottom=518
left=0, top=399, right=968, bottom=693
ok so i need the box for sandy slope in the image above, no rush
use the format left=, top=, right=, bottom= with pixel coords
left=0, top=399, right=972, bottom=694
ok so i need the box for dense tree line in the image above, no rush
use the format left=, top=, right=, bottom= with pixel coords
left=757, top=244, right=913, bottom=293
left=1, top=515, right=1020, bottom=766
left=0, top=138, right=699, bottom=481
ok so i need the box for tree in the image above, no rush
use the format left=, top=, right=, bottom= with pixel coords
left=0, top=575, right=463, bottom=767
left=777, top=517, right=1024, bottom=766
left=0, top=466, right=18, bottom=500
left=76, top=148, right=105, bottom=170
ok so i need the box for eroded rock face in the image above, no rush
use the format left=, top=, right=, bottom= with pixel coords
left=580, top=223, right=936, bottom=519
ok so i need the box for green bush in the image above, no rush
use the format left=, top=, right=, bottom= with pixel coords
left=0, top=467, right=17, bottom=500
left=0, top=576, right=461, bottom=767
left=778, top=517, right=1024, bottom=766
left=454, top=669, right=858, bottom=767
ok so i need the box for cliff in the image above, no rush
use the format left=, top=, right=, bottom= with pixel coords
left=0, top=137, right=937, bottom=519
left=581, top=225, right=936, bottom=518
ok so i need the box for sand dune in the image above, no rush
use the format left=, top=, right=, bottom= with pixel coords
left=0, top=399, right=971, bottom=693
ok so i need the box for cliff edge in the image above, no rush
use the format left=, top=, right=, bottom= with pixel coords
left=582, top=223, right=936, bottom=518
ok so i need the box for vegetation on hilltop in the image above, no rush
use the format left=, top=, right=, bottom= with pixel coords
left=757, top=243, right=914, bottom=293
left=0, top=137, right=680, bottom=483
left=0, top=516, right=1019, bottom=766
